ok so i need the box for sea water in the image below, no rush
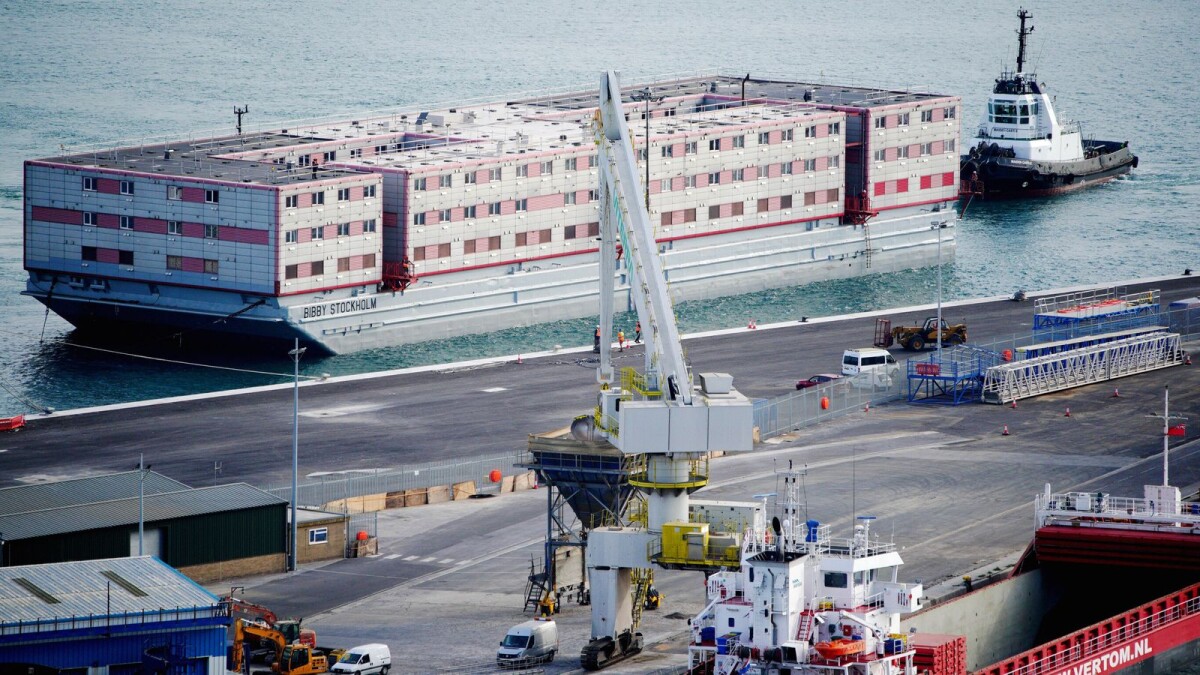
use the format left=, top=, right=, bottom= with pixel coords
left=0, top=0, right=1197, bottom=411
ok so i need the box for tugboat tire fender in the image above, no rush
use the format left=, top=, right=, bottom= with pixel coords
left=1132, top=156, right=1139, bottom=169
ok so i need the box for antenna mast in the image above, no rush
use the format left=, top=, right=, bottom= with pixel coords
left=234, top=105, right=249, bottom=136
left=1016, top=8, right=1034, bottom=75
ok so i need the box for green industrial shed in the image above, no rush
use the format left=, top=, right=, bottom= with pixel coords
left=0, top=471, right=288, bottom=582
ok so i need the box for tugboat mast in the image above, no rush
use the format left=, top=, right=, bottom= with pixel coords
left=1016, top=8, right=1034, bottom=75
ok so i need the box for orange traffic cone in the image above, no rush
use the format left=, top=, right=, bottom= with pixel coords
left=864, top=402, right=871, bottom=413
left=1002, top=425, right=1010, bottom=436
left=1011, top=399, right=1018, bottom=409
left=1064, top=407, right=1071, bottom=418
left=1186, top=354, right=1193, bottom=366
left=517, top=354, right=523, bottom=364
left=1111, top=388, right=1120, bottom=398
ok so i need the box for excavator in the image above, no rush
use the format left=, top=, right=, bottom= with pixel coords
left=231, top=618, right=343, bottom=675
left=223, top=593, right=311, bottom=660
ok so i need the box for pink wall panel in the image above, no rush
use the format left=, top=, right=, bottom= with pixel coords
left=350, top=186, right=364, bottom=201
left=136, top=217, right=168, bottom=234
left=428, top=210, right=441, bottom=225
left=672, top=143, right=685, bottom=157
left=720, top=170, right=733, bottom=184
left=769, top=130, right=781, bottom=144
left=768, top=164, right=781, bottom=178
left=298, top=193, right=313, bottom=208
left=896, top=178, right=909, bottom=193
left=181, top=187, right=205, bottom=203
left=909, top=144, right=922, bottom=158
left=526, top=162, right=541, bottom=178
left=768, top=196, right=782, bottom=211
left=219, top=226, right=269, bottom=245
left=96, top=178, right=120, bottom=194
left=791, top=160, right=803, bottom=174
left=671, top=177, right=686, bottom=191
left=322, top=224, right=335, bottom=240
left=298, top=262, right=312, bottom=277
left=32, top=206, right=83, bottom=225
left=96, top=248, right=120, bottom=263
left=96, top=213, right=120, bottom=229
left=527, top=230, right=542, bottom=245
left=813, top=190, right=827, bottom=205
left=528, top=193, right=564, bottom=210
left=874, top=181, right=886, bottom=197
left=942, top=171, right=955, bottom=186
left=932, top=108, right=945, bottom=122
left=815, top=157, right=829, bottom=172
left=884, top=115, right=898, bottom=129
left=578, top=155, right=591, bottom=170
left=815, top=124, right=829, bottom=138
left=932, top=140, right=944, bottom=154
left=475, top=169, right=490, bottom=184
left=182, top=222, right=205, bottom=238
left=885, top=147, right=898, bottom=162
left=501, top=200, right=516, bottom=216
left=182, top=257, right=204, bottom=273
left=719, top=203, right=733, bottom=218
left=649, top=181, right=661, bottom=195
left=423, top=244, right=440, bottom=260
left=696, top=174, right=709, bottom=188
left=297, top=227, right=312, bottom=243
left=719, top=137, right=733, bottom=151
left=349, top=220, right=364, bottom=236
left=350, top=255, right=365, bottom=271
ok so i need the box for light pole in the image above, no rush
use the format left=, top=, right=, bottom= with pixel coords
left=288, top=338, right=307, bottom=572
left=138, top=454, right=145, bottom=555
left=629, top=87, right=663, bottom=210
left=933, top=221, right=947, bottom=363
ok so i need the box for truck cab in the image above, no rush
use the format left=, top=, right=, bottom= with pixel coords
left=497, top=618, right=559, bottom=667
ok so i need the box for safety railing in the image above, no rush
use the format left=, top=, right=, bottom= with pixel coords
left=0, top=603, right=227, bottom=636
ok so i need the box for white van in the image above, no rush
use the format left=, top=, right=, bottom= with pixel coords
left=331, top=644, right=391, bottom=675
left=841, top=348, right=900, bottom=387
left=497, top=618, right=559, bottom=667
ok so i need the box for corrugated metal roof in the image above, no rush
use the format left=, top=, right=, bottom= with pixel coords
left=0, top=470, right=189, bottom=516
left=0, top=556, right=219, bottom=627
left=0, top=483, right=286, bottom=540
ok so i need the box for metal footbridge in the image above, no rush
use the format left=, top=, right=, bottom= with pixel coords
left=981, top=330, right=1184, bottom=404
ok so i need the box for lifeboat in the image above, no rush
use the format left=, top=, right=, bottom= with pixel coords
left=814, top=639, right=865, bottom=659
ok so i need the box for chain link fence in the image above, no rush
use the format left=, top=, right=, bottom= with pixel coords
left=754, top=373, right=905, bottom=440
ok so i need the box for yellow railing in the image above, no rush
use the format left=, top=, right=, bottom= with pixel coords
left=620, top=367, right=662, bottom=399
left=628, top=454, right=710, bottom=490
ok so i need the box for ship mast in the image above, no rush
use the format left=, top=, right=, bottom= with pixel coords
left=1016, top=8, right=1034, bottom=75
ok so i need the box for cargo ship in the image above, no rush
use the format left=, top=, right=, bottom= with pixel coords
left=959, top=9, right=1137, bottom=200
left=686, top=478, right=1200, bottom=675
left=23, top=74, right=961, bottom=354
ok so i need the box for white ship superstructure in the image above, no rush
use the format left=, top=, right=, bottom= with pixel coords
left=24, top=74, right=961, bottom=354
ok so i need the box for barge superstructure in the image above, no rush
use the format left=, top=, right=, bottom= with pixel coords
left=24, top=74, right=961, bottom=354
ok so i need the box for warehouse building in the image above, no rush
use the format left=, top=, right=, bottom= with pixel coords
left=0, top=470, right=288, bottom=582
left=0, top=556, right=227, bottom=673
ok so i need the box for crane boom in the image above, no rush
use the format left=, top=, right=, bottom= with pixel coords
left=596, top=72, right=691, bottom=404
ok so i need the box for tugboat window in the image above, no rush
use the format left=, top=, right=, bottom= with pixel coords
left=824, top=572, right=848, bottom=588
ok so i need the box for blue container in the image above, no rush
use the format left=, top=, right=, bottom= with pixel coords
left=885, top=638, right=903, bottom=654
left=716, top=633, right=740, bottom=655
left=700, top=626, right=716, bottom=643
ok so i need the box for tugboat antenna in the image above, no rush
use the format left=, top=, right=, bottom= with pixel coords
left=1016, top=8, right=1034, bottom=75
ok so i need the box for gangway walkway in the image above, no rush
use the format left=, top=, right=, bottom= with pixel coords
left=982, top=331, right=1183, bottom=404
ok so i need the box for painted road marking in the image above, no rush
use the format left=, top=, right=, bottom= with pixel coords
left=384, top=554, right=400, bottom=560
left=439, top=558, right=454, bottom=564
left=403, top=555, right=419, bottom=561
left=482, top=387, right=508, bottom=393
left=421, top=556, right=437, bottom=563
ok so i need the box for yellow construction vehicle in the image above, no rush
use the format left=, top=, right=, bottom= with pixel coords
left=875, top=317, right=967, bottom=351
left=230, top=618, right=320, bottom=674
left=273, top=644, right=348, bottom=675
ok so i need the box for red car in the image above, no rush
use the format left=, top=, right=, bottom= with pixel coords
left=795, top=374, right=842, bottom=390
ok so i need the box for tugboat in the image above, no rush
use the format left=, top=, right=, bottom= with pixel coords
left=960, top=9, right=1137, bottom=199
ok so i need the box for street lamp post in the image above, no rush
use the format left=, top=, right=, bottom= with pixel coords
left=138, top=454, right=145, bottom=556
left=933, top=221, right=946, bottom=363
left=629, top=87, right=662, bottom=210
left=288, top=338, right=307, bottom=572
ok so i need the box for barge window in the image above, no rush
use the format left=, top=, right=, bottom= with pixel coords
left=311, top=227, right=324, bottom=240
left=167, top=220, right=181, bottom=235
left=439, top=209, right=452, bottom=222
left=782, top=162, right=793, bottom=175
left=363, top=253, right=375, bottom=268
left=684, top=175, right=697, bottom=188
left=540, top=161, right=553, bottom=174
left=921, top=110, right=934, bottom=123
left=488, top=202, right=501, bottom=216
left=709, top=139, right=720, bottom=151
left=120, top=180, right=134, bottom=195
left=338, top=257, right=350, bottom=273
left=364, top=219, right=377, bottom=233
left=732, top=135, right=744, bottom=148
left=804, top=159, right=816, bottom=173
left=733, top=169, right=744, bottom=181
left=873, top=149, right=886, bottom=162
left=311, top=261, right=323, bottom=276
left=946, top=139, right=956, bottom=153
left=464, top=172, right=476, bottom=184
left=708, top=172, right=720, bottom=185
left=285, top=195, right=298, bottom=208
left=285, top=264, right=299, bottom=279
left=898, top=113, right=910, bottom=126
left=828, top=122, right=840, bottom=135
left=829, top=155, right=840, bottom=169
left=780, top=195, right=792, bottom=209
left=118, top=250, right=134, bottom=265
left=83, top=177, right=97, bottom=191
left=874, top=116, right=886, bottom=129
left=565, top=192, right=577, bottom=205
left=323, top=151, right=336, bottom=162
left=414, top=177, right=427, bottom=191
left=804, top=125, right=816, bottom=139
left=337, top=188, right=350, bottom=201
left=897, top=146, right=909, bottom=159
left=312, top=191, right=325, bottom=205
left=945, top=106, right=956, bottom=119
left=84, top=212, right=97, bottom=226
left=686, top=141, right=698, bottom=154
left=414, top=212, right=426, bottom=225
left=167, top=256, right=182, bottom=270
left=120, top=216, right=132, bottom=230
left=515, top=199, right=527, bottom=212
left=337, top=223, right=350, bottom=236
left=566, top=157, right=578, bottom=171
left=489, top=167, right=502, bottom=181
left=516, top=164, right=529, bottom=178
left=758, top=132, right=770, bottom=145
left=463, top=206, right=476, bottom=219
left=167, top=185, right=182, bottom=200
left=204, top=224, right=218, bottom=239
left=285, top=230, right=298, bottom=243
left=81, top=246, right=97, bottom=261
left=205, top=189, right=220, bottom=204
left=589, top=189, right=598, bottom=201
left=203, top=259, right=218, bottom=274
left=439, top=174, right=452, bottom=188
left=782, top=129, right=793, bottom=142
left=364, top=184, right=376, bottom=198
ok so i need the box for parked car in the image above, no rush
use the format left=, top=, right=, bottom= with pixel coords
left=796, top=374, right=842, bottom=390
